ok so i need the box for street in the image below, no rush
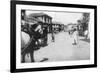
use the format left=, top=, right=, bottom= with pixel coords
left=25, top=31, right=90, bottom=62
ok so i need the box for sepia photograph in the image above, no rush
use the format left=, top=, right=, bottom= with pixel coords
left=11, top=1, right=97, bottom=72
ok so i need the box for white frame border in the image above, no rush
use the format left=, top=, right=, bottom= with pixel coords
left=16, top=4, right=94, bottom=69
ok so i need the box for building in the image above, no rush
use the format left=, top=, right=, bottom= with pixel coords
left=52, top=21, right=64, bottom=33
left=28, top=13, right=52, bottom=33
left=28, top=13, right=52, bottom=24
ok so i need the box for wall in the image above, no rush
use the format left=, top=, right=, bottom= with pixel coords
left=0, top=0, right=99, bottom=73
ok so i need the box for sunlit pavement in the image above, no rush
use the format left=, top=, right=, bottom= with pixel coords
left=25, top=31, right=90, bottom=62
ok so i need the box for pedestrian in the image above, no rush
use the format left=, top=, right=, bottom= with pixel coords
left=72, top=27, right=78, bottom=45
left=84, top=30, right=88, bottom=39
left=52, top=32, right=55, bottom=42
left=43, top=27, right=48, bottom=46
left=51, top=26, right=55, bottom=42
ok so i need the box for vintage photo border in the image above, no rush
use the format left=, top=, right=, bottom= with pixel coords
left=10, top=0, right=97, bottom=72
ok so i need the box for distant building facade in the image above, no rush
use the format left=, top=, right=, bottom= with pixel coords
left=52, top=22, right=64, bottom=33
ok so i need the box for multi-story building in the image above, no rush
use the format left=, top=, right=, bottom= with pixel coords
left=28, top=13, right=52, bottom=24
left=28, top=13, right=52, bottom=33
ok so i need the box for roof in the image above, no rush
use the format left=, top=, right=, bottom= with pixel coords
left=52, top=21, right=63, bottom=24
left=25, top=16, right=42, bottom=23
left=28, top=13, right=52, bottom=19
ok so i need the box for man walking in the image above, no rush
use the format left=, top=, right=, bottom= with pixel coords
left=72, top=26, right=78, bottom=45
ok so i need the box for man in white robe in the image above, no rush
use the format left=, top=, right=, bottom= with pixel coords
left=72, top=27, right=78, bottom=45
